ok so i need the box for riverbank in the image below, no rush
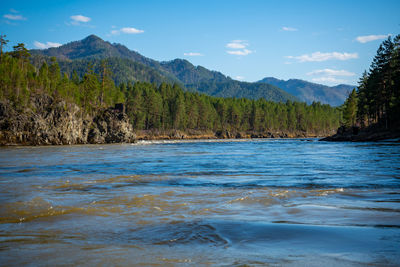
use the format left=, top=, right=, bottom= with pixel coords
left=134, top=129, right=325, bottom=141
left=0, top=94, right=332, bottom=146
left=0, top=126, right=327, bottom=146
left=320, top=124, right=400, bottom=142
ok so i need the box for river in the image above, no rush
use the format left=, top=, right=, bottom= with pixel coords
left=1, top=139, right=399, bottom=266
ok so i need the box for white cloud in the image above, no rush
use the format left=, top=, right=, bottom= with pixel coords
left=307, top=69, right=355, bottom=77
left=226, top=40, right=253, bottom=56
left=227, top=49, right=253, bottom=56
left=226, top=42, right=246, bottom=49
left=286, top=51, right=358, bottom=62
left=235, top=76, right=245, bottom=80
left=307, top=68, right=355, bottom=85
left=121, top=27, right=144, bottom=34
left=311, top=77, right=347, bottom=84
left=34, top=41, right=62, bottom=49
left=70, top=15, right=91, bottom=23
left=111, top=27, right=144, bottom=35
left=282, top=26, right=297, bottom=31
left=183, top=52, right=203, bottom=56
left=356, top=34, right=390, bottom=43
left=3, top=14, right=26, bottom=20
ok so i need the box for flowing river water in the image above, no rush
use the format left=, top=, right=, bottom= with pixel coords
left=0, top=139, right=400, bottom=266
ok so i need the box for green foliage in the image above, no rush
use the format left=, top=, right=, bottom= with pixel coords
left=0, top=44, right=124, bottom=113
left=123, top=82, right=340, bottom=134
left=30, top=34, right=297, bottom=103
left=11, top=43, right=31, bottom=62
left=0, top=34, right=9, bottom=58
left=355, top=34, right=400, bottom=128
left=1, top=40, right=341, bottom=136
left=343, top=89, right=358, bottom=127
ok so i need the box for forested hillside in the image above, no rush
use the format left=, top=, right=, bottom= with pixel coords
left=0, top=39, right=341, bottom=144
left=161, top=58, right=298, bottom=102
left=30, top=35, right=298, bottom=103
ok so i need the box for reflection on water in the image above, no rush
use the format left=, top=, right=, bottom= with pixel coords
left=0, top=139, right=400, bottom=266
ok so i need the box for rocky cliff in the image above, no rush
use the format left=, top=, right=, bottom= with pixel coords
left=0, top=94, right=136, bottom=145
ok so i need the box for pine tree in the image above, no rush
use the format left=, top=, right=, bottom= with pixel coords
left=343, top=89, right=358, bottom=127
left=356, top=71, right=369, bottom=127
left=0, top=34, right=9, bottom=60
left=11, top=43, right=30, bottom=69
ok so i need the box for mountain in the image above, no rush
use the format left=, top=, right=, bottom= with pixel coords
left=160, top=58, right=298, bottom=102
left=30, top=35, right=298, bottom=103
left=160, top=58, right=228, bottom=84
left=31, top=34, right=158, bottom=66
left=30, top=35, right=181, bottom=84
left=258, top=77, right=355, bottom=106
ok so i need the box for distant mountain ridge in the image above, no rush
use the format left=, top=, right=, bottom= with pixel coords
left=159, top=58, right=296, bottom=102
left=258, top=77, right=355, bottom=106
left=30, top=34, right=351, bottom=105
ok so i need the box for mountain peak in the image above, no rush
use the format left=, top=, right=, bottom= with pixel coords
left=82, top=34, right=104, bottom=43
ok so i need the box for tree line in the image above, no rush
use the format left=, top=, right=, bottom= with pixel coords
left=123, top=82, right=340, bottom=134
left=0, top=39, right=124, bottom=114
left=343, top=34, right=400, bottom=128
left=0, top=37, right=341, bottom=135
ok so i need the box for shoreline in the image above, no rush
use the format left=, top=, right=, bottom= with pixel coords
left=0, top=97, right=334, bottom=147
left=320, top=125, right=400, bottom=142
left=0, top=132, right=326, bottom=147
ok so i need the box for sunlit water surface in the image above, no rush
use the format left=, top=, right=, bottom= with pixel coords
left=1, top=139, right=400, bottom=266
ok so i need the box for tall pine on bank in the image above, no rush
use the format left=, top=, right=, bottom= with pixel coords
left=343, top=89, right=358, bottom=127
left=348, top=34, right=400, bottom=129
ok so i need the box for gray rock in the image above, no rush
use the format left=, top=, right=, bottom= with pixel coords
left=0, top=95, right=135, bottom=145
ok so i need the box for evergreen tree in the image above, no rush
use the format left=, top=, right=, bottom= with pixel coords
left=353, top=34, right=400, bottom=129
left=0, top=34, right=9, bottom=60
left=343, top=89, right=358, bottom=127
left=11, top=43, right=30, bottom=69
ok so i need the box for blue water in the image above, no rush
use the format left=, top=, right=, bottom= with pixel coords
left=0, top=139, right=400, bottom=266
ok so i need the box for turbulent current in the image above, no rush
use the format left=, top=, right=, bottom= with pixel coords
left=0, top=139, right=400, bottom=266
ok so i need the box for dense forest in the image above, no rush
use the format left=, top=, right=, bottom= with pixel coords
left=123, top=82, right=339, bottom=134
left=342, top=34, right=400, bottom=129
left=28, top=35, right=307, bottom=103
left=0, top=37, right=341, bottom=139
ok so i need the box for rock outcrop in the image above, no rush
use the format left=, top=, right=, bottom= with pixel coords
left=88, top=107, right=135, bottom=144
left=0, top=94, right=135, bottom=145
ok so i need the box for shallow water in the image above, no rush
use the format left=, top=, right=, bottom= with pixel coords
left=0, top=139, right=400, bottom=266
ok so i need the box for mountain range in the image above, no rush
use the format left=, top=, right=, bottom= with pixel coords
left=31, top=34, right=354, bottom=106
left=258, top=77, right=355, bottom=106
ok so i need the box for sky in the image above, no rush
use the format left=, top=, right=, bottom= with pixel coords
left=1, top=0, right=399, bottom=86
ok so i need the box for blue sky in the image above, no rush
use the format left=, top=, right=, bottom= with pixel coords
left=1, top=0, right=399, bottom=86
